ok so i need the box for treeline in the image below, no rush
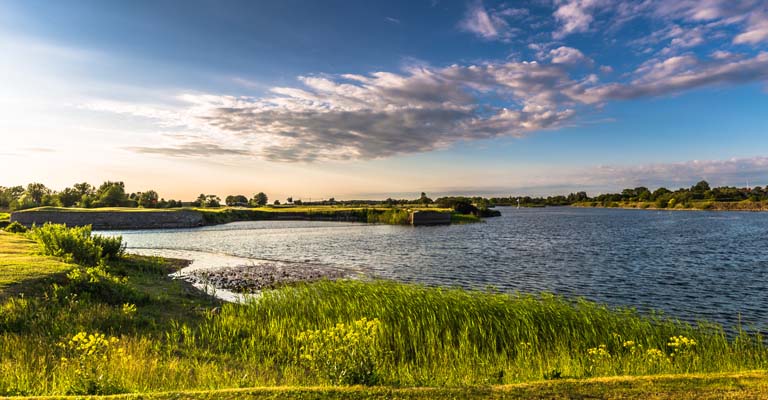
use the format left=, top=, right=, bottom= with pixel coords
left=0, top=182, right=183, bottom=210
left=580, top=181, right=768, bottom=208
left=487, top=181, right=766, bottom=209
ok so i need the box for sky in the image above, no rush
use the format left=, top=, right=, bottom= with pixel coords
left=1, top=0, right=768, bottom=200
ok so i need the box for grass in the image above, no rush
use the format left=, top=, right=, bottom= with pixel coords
left=0, top=231, right=73, bottom=296
left=1, top=371, right=766, bottom=399
left=1, top=226, right=766, bottom=397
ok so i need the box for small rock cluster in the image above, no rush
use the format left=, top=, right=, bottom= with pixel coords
left=183, top=262, right=349, bottom=293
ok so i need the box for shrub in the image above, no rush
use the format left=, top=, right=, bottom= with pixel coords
left=4, top=221, right=27, bottom=233
left=92, top=235, right=125, bottom=260
left=64, top=265, right=145, bottom=305
left=28, top=224, right=102, bottom=266
left=296, top=317, right=383, bottom=385
left=27, top=224, right=124, bottom=266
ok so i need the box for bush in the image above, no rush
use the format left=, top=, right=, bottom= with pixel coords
left=64, top=265, right=146, bottom=305
left=27, top=224, right=124, bottom=266
left=4, top=221, right=27, bottom=233
left=92, top=235, right=125, bottom=260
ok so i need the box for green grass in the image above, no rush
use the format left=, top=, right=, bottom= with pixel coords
left=1, top=228, right=766, bottom=397
left=0, top=231, right=73, bottom=295
left=5, top=371, right=765, bottom=399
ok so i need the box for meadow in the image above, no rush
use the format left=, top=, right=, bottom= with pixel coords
left=0, top=225, right=766, bottom=398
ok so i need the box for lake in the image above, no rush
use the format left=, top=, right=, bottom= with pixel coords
left=103, top=207, right=768, bottom=329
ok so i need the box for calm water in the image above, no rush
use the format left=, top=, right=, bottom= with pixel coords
left=104, top=207, right=768, bottom=328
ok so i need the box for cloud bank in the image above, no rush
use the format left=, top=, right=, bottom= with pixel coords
left=85, top=0, right=768, bottom=163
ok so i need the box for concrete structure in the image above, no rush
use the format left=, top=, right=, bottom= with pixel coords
left=11, top=210, right=204, bottom=230
left=409, top=210, right=451, bottom=226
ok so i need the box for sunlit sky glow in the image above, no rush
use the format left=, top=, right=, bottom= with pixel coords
left=2, top=0, right=768, bottom=200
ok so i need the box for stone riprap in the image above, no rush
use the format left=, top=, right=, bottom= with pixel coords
left=10, top=210, right=204, bottom=230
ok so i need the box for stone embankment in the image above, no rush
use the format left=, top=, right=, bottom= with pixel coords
left=11, top=210, right=204, bottom=230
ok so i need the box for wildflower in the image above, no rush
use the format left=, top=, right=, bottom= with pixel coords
left=122, top=303, right=137, bottom=316
left=587, top=344, right=611, bottom=359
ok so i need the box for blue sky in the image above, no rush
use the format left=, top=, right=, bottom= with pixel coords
left=1, top=0, right=768, bottom=200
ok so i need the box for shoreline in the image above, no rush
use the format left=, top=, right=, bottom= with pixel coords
left=127, top=248, right=360, bottom=302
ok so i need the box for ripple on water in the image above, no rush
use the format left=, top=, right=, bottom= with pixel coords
left=103, top=207, right=768, bottom=329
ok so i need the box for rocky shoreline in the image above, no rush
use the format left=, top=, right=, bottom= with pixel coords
left=181, top=261, right=352, bottom=293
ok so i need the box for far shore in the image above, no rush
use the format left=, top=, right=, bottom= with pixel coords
left=571, top=200, right=768, bottom=212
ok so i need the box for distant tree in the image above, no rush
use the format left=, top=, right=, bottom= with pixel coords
left=274, top=200, right=281, bottom=205
left=25, top=183, right=51, bottom=205
left=0, top=186, right=24, bottom=208
left=205, top=195, right=221, bottom=207
left=419, top=192, right=433, bottom=205
left=252, top=192, right=268, bottom=206
left=691, top=180, right=711, bottom=193
left=58, top=187, right=81, bottom=207
left=293, top=199, right=303, bottom=206
left=195, top=194, right=221, bottom=208
left=138, top=190, right=159, bottom=208
left=95, top=181, right=128, bottom=207
left=652, top=187, right=671, bottom=200
left=225, top=194, right=248, bottom=206
left=286, top=196, right=293, bottom=204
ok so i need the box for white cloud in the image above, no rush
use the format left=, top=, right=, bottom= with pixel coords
left=552, top=0, right=606, bottom=39
left=548, top=46, right=592, bottom=65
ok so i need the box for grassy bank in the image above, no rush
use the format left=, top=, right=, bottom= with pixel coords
left=573, top=200, right=768, bottom=211
left=1, top=227, right=766, bottom=397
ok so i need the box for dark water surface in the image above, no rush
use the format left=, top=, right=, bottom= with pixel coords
left=104, top=207, right=768, bottom=328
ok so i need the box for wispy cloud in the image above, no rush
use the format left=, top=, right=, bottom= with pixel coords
left=458, top=1, right=526, bottom=41
left=125, top=142, right=251, bottom=158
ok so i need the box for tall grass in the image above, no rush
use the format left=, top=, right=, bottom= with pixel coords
left=1, top=278, right=766, bottom=395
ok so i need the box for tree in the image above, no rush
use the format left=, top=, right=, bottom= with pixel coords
left=419, top=192, right=433, bottom=205
left=0, top=186, right=24, bottom=208
left=25, top=183, right=51, bottom=205
left=274, top=200, right=281, bottom=205
left=252, top=192, right=268, bottom=206
left=691, top=180, right=711, bottom=193
left=286, top=197, right=293, bottom=204
left=95, top=181, right=127, bottom=207
left=58, top=187, right=82, bottom=207
left=138, top=190, right=159, bottom=208
left=225, top=194, right=248, bottom=206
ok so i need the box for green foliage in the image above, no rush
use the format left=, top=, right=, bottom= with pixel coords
left=93, top=234, right=126, bottom=260
left=3, top=221, right=27, bottom=233
left=58, top=331, right=127, bottom=395
left=26, top=223, right=124, bottom=266
left=251, top=192, right=268, bottom=207
left=297, top=318, right=383, bottom=385
left=63, top=265, right=146, bottom=305
left=94, top=181, right=128, bottom=207
left=28, top=224, right=102, bottom=266
left=367, top=208, right=410, bottom=224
